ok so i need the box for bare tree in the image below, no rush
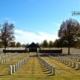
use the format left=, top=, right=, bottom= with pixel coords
left=58, top=18, right=80, bottom=55
left=0, top=21, right=15, bottom=49
left=42, top=40, right=49, bottom=48
left=49, top=40, right=54, bottom=48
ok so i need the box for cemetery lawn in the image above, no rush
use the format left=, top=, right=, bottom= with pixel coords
left=43, top=57, right=80, bottom=80
left=0, top=53, right=80, bottom=80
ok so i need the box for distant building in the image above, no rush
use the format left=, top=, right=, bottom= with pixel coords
left=26, top=42, right=40, bottom=52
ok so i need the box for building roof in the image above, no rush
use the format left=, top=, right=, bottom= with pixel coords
left=26, top=42, right=40, bottom=48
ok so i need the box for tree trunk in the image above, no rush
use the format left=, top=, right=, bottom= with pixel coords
left=4, top=41, right=7, bottom=53
left=68, top=24, right=70, bottom=55
left=68, top=46, right=70, bottom=55
left=4, top=41, right=7, bottom=49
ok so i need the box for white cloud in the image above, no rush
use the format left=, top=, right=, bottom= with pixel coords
left=15, top=29, right=58, bottom=44
left=53, top=22, right=60, bottom=27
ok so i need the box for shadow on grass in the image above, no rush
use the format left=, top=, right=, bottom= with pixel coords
left=0, top=75, right=6, bottom=76
left=0, top=74, right=9, bottom=76
left=40, top=64, right=53, bottom=76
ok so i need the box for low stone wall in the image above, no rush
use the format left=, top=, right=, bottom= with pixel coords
left=40, top=49, right=62, bottom=53
left=3, top=49, right=28, bottom=53
left=2, top=48, right=62, bottom=54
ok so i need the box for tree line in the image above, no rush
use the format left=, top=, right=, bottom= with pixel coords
left=9, top=40, right=55, bottom=48
left=1, top=18, right=80, bottom=55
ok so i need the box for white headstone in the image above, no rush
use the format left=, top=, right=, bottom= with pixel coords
left=52, top=66, right=55, bottom=75
left=13, top=65, right=15, bottom=73
left=9, top=65, right=12, bottom=75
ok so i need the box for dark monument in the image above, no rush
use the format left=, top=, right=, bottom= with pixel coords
left=26, top=42, right=40, bottom=52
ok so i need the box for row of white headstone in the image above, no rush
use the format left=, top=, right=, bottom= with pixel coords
left=38, top=55, right=55, bottom=75
left=49, top=55, right=80, bottom=70
left=0, top=53, right=18, bottom=59
left=63, top=55, right=80, bottom=62
left=64, top=55, right=80, bottom=62
left=70, top=56, right=80, bottom=62
left=9, top=54, right=30, bottom=75
left=0, top=53, right=24, bottom=64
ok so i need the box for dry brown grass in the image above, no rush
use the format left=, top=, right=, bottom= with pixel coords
left=0, top=53, right=28, bottom=76
left=43, top=57, right=80, bottom=80
left=0, top=53, right=80, bottom=80
left=0, top=53, right=52, bottom=80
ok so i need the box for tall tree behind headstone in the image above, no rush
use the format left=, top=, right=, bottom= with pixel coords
left=49, top=40, right=54, bottom=47
left=58, top=18, right=80, bottom=55
left=0, top=21, right=15, bottom=49
left=42, top=40, right=49, bottom=47
left=53, top=39, right=58, bottom=47
left=16, top=42, right=21, bottom=47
